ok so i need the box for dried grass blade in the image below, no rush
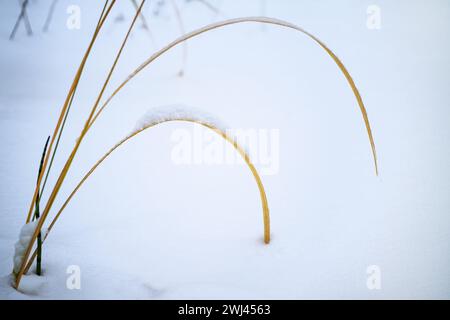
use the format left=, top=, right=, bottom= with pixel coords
left=169, top=0, right=188, bottom=76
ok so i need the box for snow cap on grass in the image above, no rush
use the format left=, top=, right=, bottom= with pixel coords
left=133, top=105, right=253, bottom=155
left=134, top=105, right=228, bottom=133
left=13, top=219, right=42, bottom=274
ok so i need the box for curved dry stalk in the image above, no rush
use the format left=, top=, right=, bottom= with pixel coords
left=89, top=17, right=378, bottom=175
left=23, top=119, right=270, bottom=274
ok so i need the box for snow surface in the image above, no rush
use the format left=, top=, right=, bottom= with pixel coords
left=0, top=0, right=449, bottom=299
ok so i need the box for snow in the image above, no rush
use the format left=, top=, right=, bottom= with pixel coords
left=134, top=105, right=228, bottom=133
left=0, top=0, right=449, bottom=299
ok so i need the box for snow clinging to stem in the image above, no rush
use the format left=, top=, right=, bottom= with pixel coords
left=134, top=105, right=228, bottom=133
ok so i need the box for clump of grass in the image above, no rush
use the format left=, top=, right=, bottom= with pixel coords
left=13, top=1, right=378, bottom=289
left=169, top=0, right=188, bottom=76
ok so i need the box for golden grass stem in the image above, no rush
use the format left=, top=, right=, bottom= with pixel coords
left=23, top=119, right=270, bottom=274
left=195, top=0, right=221, bottom=15
left=24, top=0, right=114, bottom=224
left=87, top=17, right=378, bottom=175
left=16, top=0, right=144, bottom=289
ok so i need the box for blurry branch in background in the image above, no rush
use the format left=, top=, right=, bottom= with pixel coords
left=194, top=0, right=220, bottom=15
left=9, top=0, right=33, bottom=40
left=15, top=11, right=379, bottom=288
left=156, top=0, right=223, bottom=76
left=170, top=0, right=187, bottom=77
left=260, top=0, right=266, bottom=15
left=33, top=136, right=50, bottom=276
left=130, top=0, right=155, bottom=45
left=38, top=2, right=113, bottom=200
left=42, top=0, right=58, bottom=33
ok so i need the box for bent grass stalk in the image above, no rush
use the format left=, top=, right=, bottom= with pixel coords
left=88, top=17, right=378, bottom=175
left=23, top=119, right=270, bottom=274
left=15, top=16, right=378, bottom=288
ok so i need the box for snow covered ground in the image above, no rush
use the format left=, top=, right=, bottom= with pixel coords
left=0, top=0, right=449, bottom=299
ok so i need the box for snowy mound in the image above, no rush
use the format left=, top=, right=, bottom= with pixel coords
left=134, top=105, right=228, bottom=133
left=12, top=219, right=46, bottom=274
